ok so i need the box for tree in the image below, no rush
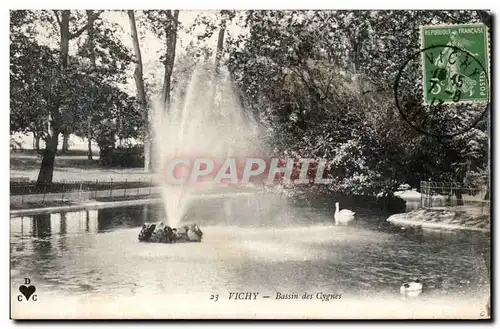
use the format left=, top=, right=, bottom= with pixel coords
left=128, top=10, right=150, bottom=170
left=10, top=33, right=59, bottom=141
left=72, top=11, right=133, bottom=161
left=139, top=10, right=180, bottom=170
left=10, top=11, right=55, bottom=146
left=56, top=11, right=101, bottom=154
left=143, top=10, right=180, bottom=111
left=35, top=10, right=101, bottom=184
left=226, top=10, right=489, bottom=197
left=211, top=10, right=235, bottom=110
left=82, top=10, right=97, bottom=160
left=10, top=10, right=143, bottom=181
left=162, top=10, right=179, bottom=109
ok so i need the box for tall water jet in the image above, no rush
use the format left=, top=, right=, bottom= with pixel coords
left=151, top=63, right=263, bottom=228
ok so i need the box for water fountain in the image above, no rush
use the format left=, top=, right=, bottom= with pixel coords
left=138, top=63, right=264, bottom=242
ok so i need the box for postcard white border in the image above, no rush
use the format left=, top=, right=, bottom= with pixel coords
left=2, top=3, right=497, bottom=328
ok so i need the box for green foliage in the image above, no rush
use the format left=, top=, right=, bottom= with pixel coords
left=227, top=10, right=489, bottom=196
left=10, top=33, right=60, bottom=137
left=99, top=145, right=145, bottom=167
left=9, top=10, right=489, bottom=192
left=10, top=10, right=143, bottom=151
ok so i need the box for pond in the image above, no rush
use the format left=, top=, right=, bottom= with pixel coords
left=10, top=193, right=490, bottom=318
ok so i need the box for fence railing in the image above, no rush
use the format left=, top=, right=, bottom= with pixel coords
left=10, top=178, right=155, bottom=195
left=10, top=178, right=160, bottom=207
left=420, top=181, right=490, bottom=212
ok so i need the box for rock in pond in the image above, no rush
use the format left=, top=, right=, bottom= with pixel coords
left=387, top=208, right=490, bottom=232
left=138, top=222, right=203, bottom=243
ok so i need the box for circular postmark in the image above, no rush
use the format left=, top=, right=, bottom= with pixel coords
left=394, top=44, right=489, bottom=138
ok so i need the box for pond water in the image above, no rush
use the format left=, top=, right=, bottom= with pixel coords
left=10, top=193, right=490, bottom=318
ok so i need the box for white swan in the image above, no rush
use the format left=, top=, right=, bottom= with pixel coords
left=334, top=202, right=355, bottom=225
left=400, top=279, right=423, bottom=297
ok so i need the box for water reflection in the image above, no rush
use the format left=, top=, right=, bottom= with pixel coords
left=85, top=211, right=90, bottom=232
left=58, top=213, right=68, bottom=252
left=10, top=200, right=490, bottom=301
left=32, top=213, right=51, bottom=238
left=97, top=206, right=156, bottom=232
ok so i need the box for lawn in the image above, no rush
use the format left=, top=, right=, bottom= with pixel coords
left=10, top=151, right=154, bottom=183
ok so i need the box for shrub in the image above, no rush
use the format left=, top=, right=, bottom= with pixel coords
left=99, top=146, right=144, bottom=168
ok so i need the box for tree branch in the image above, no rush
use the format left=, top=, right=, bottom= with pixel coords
left=52, top=10, right=61, bottom=28
left=69, top=10, right=103, bottom=39
left=476, top=10, right=491, bottom=27
left=433, top=11, right=461, bottom=24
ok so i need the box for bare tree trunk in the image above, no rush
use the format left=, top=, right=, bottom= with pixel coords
left=86, top=10, right=95, bottom=162
left=349, top=34, right=363, bottom=95
left=211, top=20, right=226, bottom=111
left=37, top=130, right=60, bottom=184
left=62, top=133, right=69, bottom=152
left=33, top=132, right=41, bottom=152
left=87, top=138, right=93, bottom=160
left=215, top=23, right=226, bottom=75
left=87, top=119, right=93, bottom=160
left=128, top=10, right=151, bottom=171
left=60, top=11, right=70, bottom=69
left=160, top=10, right=179, bottom=110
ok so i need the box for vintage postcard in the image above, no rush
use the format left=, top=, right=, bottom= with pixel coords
left=10, top=9, right=491, bottom=319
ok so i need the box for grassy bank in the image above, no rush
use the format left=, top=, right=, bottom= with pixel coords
left=387, top=207, right=490, bottom=231
left=10, top=200, right=73, bottom=210
left=10, top=180, right=155, bottom=195
left=10, top=193, right=159, bottom=211
left=11, top=152, right=153, bottom=182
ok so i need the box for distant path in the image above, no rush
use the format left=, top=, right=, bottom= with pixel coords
left=10, top=153, right=98, bottom=160
left=10, top=167, right=154, bottom=183
left=10, top=152, right=154, bottom=182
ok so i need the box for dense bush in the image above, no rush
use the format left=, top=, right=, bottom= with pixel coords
left=99, top=146, right=144, bottom=168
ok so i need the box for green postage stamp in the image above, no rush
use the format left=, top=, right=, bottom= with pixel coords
left=420, top=23, right=490, bottom=104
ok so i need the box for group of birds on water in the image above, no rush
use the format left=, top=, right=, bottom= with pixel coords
left=334, top=202, right=424, bottom=297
